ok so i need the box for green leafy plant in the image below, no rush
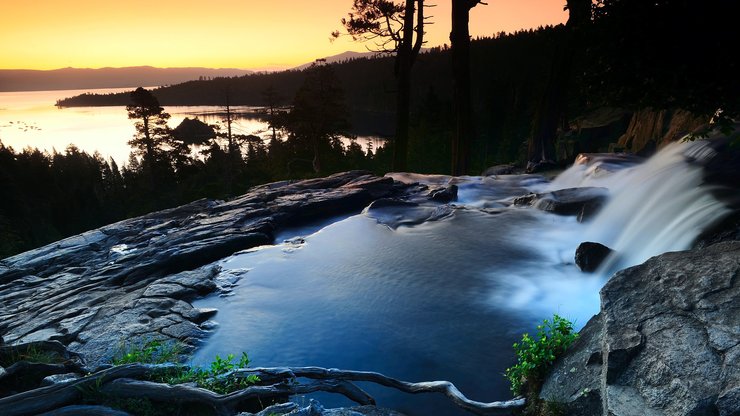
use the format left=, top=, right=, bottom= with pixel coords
left=112, top=339, right=183, bottom=366
left=0, top=344, right=65, bottom=367
left=505, top=314, right=579, bottom=396
left=110, top=340, right=260, bottom=395
left=179, top=352, right=260, bottom=394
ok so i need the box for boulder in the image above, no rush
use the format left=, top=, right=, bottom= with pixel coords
left=482, top=164, right=517, bottom=176
left=365, top=199, right=454, bottom=229
left=542, top=241, right=740, bottom=415
left=514, top=187, right=609, bottom=219
left=428, top=185, right=458, bottom=203
left=575, top=242, right=614, bottom=272
left=525, top=160, right=558, bottom=174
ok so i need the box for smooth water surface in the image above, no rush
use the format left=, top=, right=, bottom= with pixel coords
left=193, top=175, right=606, bottom=415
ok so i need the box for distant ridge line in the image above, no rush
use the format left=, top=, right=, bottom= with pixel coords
left=0, top=66, right=254, bottom=92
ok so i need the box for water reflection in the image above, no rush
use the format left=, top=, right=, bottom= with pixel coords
left=0, top=88, right=385, bottom=165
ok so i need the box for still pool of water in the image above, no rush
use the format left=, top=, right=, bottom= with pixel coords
left=192, top=175, right=606, bottom=415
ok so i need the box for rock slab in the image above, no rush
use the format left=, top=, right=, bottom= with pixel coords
left=542, top=241, right=740, bottom=416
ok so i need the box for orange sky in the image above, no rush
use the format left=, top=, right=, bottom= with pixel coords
left=0, top=0, right=567, bottom=70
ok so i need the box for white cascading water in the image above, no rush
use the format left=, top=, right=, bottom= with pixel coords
left=549, top=140, right=731, bottom=274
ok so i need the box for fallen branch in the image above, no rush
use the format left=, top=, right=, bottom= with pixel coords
left=235, top=366, right=525, bottom=415
left=0, top=361, right=525, bottom=416
left=99, top=377, right=374, bottom=415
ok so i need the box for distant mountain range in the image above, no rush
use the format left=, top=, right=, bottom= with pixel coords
left=0, top=51, right=382, bottom=93
left=0, top=66, right=254, bottom=92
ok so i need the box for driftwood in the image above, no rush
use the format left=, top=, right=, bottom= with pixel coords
left=0, top=362, right=525, bottom=416
left=237, top=367, right=526, bottom=415
left=99, top=377, right=374, bottom=415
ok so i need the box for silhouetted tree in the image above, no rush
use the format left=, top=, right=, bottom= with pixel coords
left=126, top=87, right=172, bottom=167
left=335, top=0, right=427, bottom=171
left=526, top=0, right=591, bottom=171
left=262, top=84, right=285, bottom=142
left=281, top=61, right=351, bottom=174
left=450, top=0, right=484, bottom=175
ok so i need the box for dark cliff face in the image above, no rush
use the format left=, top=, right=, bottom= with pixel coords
left=541, top=241, right=740, bottom=416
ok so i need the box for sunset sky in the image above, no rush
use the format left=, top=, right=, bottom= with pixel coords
left=0, top=0, right=567, bottom=71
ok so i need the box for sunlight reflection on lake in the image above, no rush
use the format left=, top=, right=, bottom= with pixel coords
left=0, top=88, right=385, bottom=165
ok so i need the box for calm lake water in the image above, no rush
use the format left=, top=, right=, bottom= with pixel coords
left=0, top=88, right=384, bottom=165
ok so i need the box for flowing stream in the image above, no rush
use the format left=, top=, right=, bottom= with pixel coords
left=191, top=140, right=730, bottom=415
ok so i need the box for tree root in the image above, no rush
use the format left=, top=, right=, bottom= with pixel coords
left=0, top=362, right=525, bottom=416
left=237, top=366, right=526, bottom=415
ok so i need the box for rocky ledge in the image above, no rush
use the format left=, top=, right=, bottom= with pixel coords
left=0, top=171, right=406, bottom=368
left=541, top=241, right=740, bottom=416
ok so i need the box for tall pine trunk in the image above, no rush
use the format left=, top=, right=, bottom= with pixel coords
left=450, top=0, right=477, bottom=176
left=526, top=0, right=591, bottom=172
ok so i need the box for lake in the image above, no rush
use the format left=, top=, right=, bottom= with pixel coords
left=0, top=88, right=385, bottom=165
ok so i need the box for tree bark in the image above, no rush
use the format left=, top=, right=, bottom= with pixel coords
left=450, top=0, right=480, bottom=176
left=526, top=0, right=591, bottom=171
left=392, top=0, right=424, bottom=172
left=238, top=366, right=526, bottom=415
left=0, top=362, right=526, bottom=416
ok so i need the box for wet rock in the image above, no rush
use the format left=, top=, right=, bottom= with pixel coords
left=365, top=200, right=454, bottom=229
left=543, top=241, right=740, bottom=415
left=540, top=314, right=603, bottom=415
left=482, top=163, right=517, bottom=176
left=525, top=160, right=558, bottom=174
left=40, top=372, right=80, bottom=387
left=575, top=242, right=614, bottom=272
left=0, top=171, right=403, bottom=367
left=428, top=185, right=458, bottom=203
left=513, top=187, right=608, bottom=218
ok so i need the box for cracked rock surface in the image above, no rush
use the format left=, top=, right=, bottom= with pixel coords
left=541, top=241, right=740, bottom=416
left=0, top=171, right=403, bottom=368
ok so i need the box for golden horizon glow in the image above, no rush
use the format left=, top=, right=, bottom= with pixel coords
left=0, top=0, right=567, bottom=71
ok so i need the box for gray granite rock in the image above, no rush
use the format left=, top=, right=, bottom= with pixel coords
left=542, top=241, right=740, bottom=416
left=513, top=187, right=609, bottom=219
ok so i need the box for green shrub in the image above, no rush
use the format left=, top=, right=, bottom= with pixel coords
left=505, top=314, right=579, bottom=396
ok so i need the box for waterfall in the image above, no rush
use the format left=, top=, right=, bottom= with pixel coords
left=551, top=140, right=732, bottom=274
